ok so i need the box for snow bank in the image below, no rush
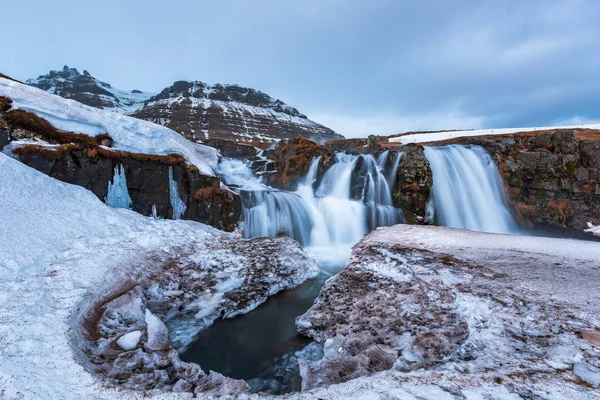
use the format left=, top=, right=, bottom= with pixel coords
left=390, top=124, right=600, bottom=144
left=0, top=77, right=218, bottom=175
left=0, top=153, right=316, bottom=399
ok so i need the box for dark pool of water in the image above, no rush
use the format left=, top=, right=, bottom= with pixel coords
left=179, top=263, right=341, bottom=394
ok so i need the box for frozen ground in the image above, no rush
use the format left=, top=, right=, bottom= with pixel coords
left=0, top=78, right=218, bottom=175
left=0, top=153, right=316, bottom=399
left=2, top=147, right=600, bottom=399
left=291, top=224, right=600, bottom=399
left=390, top=124, right=600, bottom=144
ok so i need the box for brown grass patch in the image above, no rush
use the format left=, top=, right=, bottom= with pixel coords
left=0, top=73, right=23, bottom=84
left=419, top=128, right=600, bottom=146
left=0, top=96, right=12, bottom=112
left=6, top=109, right=98, bottom=146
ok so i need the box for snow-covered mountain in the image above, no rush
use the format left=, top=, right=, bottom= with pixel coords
left=27, top=66, right=154, bottom=114
left=27, top=67, right=343, bottom=143
left=2, top=77, right=218, bottom=175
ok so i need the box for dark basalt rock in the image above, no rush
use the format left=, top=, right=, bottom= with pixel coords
left=204, top=138, right=259, bottom=158
left=13, top=147, right=240, bottom=231
left=392, top=144, right=433, bottom=224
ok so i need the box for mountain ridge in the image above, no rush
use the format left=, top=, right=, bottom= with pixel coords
left=27, top=66, right=343, bottom=143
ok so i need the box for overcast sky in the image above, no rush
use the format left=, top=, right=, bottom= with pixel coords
left=4, top=0, right=600, bottom=137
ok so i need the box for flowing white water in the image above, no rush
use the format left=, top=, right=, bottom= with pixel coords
left=217, top=153, right=405, bottom=262
left=424, top=145, right=519, bottom=234
left=105, top=164, right=132, bottom=209
left=169, top=166, right=187, bottom=220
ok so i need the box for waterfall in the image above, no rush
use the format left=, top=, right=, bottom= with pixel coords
left=169, top=166, right=187, bottom=220
left=424, top=145, right=518, bottom=234
left=217, top=153, right=405, bottom=256
left=105, top=164, right=132, bottom=209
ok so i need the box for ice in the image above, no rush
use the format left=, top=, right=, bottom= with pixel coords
left=585, top=222, right=600, bottom=237
left=168, top=166, right=186, bottom=219
left=104, top=164, right=132, bottom=209
left=116, top=330, right=142, bottom=350
left=0, top=77, right=218, bottom=175
left=574, top=363, right=600, bottom=388
left=144, top=309, right=170, bottom=351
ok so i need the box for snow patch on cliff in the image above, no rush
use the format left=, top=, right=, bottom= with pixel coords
left=0, top=77, right=218, bottom=175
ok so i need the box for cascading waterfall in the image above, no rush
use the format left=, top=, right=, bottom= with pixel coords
left=217, top=152, right=405, bottom=256
left=105, top=164, right=132, bottom=209
left=424, top=145, right=519, bottom=234
left=169, top=166, right=187, bottom=220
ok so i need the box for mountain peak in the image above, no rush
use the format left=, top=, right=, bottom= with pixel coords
left=27, top=67, right=342, bottom=143
left=27, top=67, right=154, bottom=113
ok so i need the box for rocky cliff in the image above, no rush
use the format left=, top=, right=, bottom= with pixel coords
left=0, top=102, right=240, bottom=231
left=27, top=67, right=342, bottom=144
left=436, top=129, right=600, bottom=234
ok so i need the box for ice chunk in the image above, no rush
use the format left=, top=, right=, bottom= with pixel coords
left=104, top=164, right=132, bottom=209
left=144, top=310, right=170, bottom=351
left=574, top=363, right=600, bottom=388
left=116, top=330, right=142, bottom=350
left=168, top=166, right=187, bottom=220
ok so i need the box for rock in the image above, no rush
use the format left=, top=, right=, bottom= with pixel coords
left=534, top=133, right=552, bottom=149
left=10, top=143, right=240, bottom=231
left=172, top=379, right=193, bottom=393
left=203, top=139, right=259, bottom=158
left=129, top=80, right=342, bottom=143
left=98, top=286, right=146, bottom=338
left=264, top=137, right=335, bottom=190
left=581, top=140, right=600, bottom=169
left=393, top=144, right=432, bottom=223
left=116, top=330, right=142, bottom=350
left=144, top=309, right=170, bottom=351
left=576, top=166, right=590, bottom=182
left=552, top=130, right=579, bottom=154
left=294, top=224, right=600, bottom=393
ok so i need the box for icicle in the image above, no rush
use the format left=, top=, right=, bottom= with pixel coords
left=169, top=167, right=187, bottom=220
left=151, top=204, right=160, bottom=220
left=105, top=164, right=132, bottom=209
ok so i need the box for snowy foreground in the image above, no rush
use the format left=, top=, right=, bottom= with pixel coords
left=389, top=123, right=600, bottom=144
left=2, top=151, right=600, bottom=399
left=0, top=153, right=317, bottom=399
left=0, top=77, right=218, bottom=175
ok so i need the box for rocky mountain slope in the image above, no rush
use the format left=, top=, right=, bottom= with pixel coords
left=28, top=67, right=342, bottom=143
left=27, top=66, right=154, bottom=113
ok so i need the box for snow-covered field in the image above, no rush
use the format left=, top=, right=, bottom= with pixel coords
left=0, top=153, right=316, bottom=399
left=389, top=124, right=600, bottom=144
left=0, top=78, right=218, bottom=175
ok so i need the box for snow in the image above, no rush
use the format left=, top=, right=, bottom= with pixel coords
left=574, top=363, right=600, bottom=388
left=116, top=331, right=142, bottom=350
left=389, top=123, right=600, bottom=144
left=0, top=77, right=218, bottom=175
left=0, top=152, right=314, bottom=399
left=585, top=222, right=600, bottom=237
